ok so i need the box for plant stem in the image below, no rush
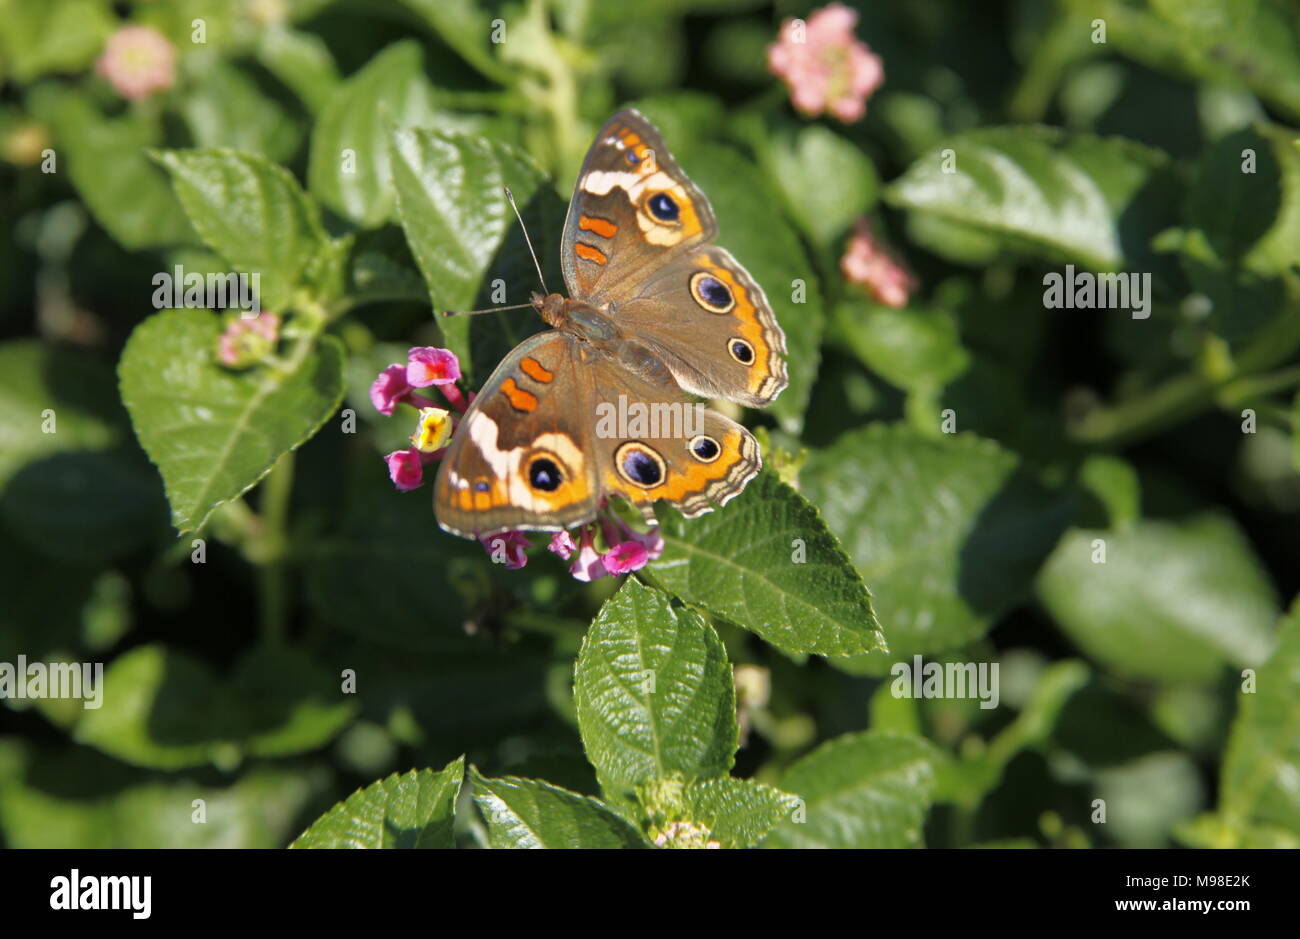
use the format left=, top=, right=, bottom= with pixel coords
left=258, top=450, right=295, bottom=644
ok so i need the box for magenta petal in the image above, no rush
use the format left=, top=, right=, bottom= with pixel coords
left=481, top=531, right=531, bottom=569
left=406, top=346, right=462, bottom=388
left=548, top=530, right=577, bottom=560
left=601, top=541, right=649, bottom=575
left=384, top=448, right=424, bottom=491
left=370, top=364, right=410, bottom=415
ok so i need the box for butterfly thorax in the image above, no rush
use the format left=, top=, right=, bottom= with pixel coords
left=531, top=291, right=619, bottom=342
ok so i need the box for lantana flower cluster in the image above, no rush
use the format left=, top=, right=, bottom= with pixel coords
left=767, top=3, right=884, bottom=123
left=369, top=347, right=662, bottom=580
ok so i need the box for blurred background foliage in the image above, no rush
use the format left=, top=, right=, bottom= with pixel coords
left=1, top=0, right=1298, bottom=848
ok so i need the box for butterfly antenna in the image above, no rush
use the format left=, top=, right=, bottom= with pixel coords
left=504, top=187, right=549, bottom=295
left=441, top=302, right=535, bottom=318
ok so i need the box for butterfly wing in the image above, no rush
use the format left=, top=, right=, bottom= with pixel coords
left=434, top=329, right=761, bottom=537
left=612, top=246, right=788, bottom=407
left=434, top=331, right=603, bottom=538
left=561, top=109, right=717, bottom=303
left=561, top=109, right=786, bottom=407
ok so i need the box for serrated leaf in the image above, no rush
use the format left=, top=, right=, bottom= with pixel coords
left=886, top=125, right=1173, bottom=270
left=574, top=579, right=737, bottom=801
left=678, top=777, right=799, bottom=848
left=646, top=471, right=884, bottom=658
left=763, top=731, right=940, bottom=848
left=1220, top=601, right=1300, bottom=840
left=801, top=424, right=1072, bottom=665
left=119, top=310, right=345, bottom=534
left=308, top=41, right=441, bottom=228
left=152, top=149, right=329, bottom=310
left=1036, top=516, right=1279, bottom=682
left=291, top=759, right=464, bottom=848
left=470, top=769, right=649, bottom=848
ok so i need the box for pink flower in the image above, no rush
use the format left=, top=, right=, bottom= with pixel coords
left=840, top=218, right=916, bottom=307
left=567, top=526, right=610, bottom=582
left=548, top=530, right=577, bottom=560
left=95, top=26, right=177, bottom=102
left=601, top=540, right=649, bottom=575
left=406, top=347, right=461, bottom=388
left=216, top=312, right=280, bottom=368
left=385, top=448, right=425, bottom=491
left=480, top=531, right=532, bottom=569
left=767, top=3, right=884, bottom=123
left=370, top=365, right=410, bottom=416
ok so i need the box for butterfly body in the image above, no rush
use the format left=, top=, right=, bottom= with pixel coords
left=434, top=110, right=787, bottom=539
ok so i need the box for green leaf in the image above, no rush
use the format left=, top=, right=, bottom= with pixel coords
left=73, top=643, right=356, bottom=771
left=397, top=0, right=512, bottom=84
left=119, top=310, right=345, bottom=534
left=308, top=41, right=441, bottom=228
left=1217, top=601, right=1300, bottom=840
left=1036, top=516, right=1279, bottom=682
left=291, top=759, right=464, bottom=848
left=44, top=94, right=196, bottom=250
left=0, top=341, right=166, bottom=564
left=834, top=301, right=971, bottom=392
left=886, top=125, right=1173, bottom=270
left=763, top=731, right=940, bottom=848
left=255, top=25, right=341, bottom=115
left=152, top=149, right=330, bottom=310
left=574, top=579, right=737, bottom=801
left=646, top=471, right=885, bottom=658
left=0, top=740, right=325, bottom=849
left=1178, top=123, right=1300, bottom=344
left=761, top=124, right=879, bottom=248
left=470, top=770, right=649, bottom=848
left=178, top=62, right=301, bottom=164
left=677, top=777, right=800, bottom=848
left=0, top=0, right=114, bottom=81
left=801, top=424, right=1072, bottom=665
left=389, top=125, right=547, bottom=368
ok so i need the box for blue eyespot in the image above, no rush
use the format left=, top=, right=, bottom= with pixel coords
left=616, top=443, right=666, bottom=488
left=729, top=339, right=755, bottom=365
left=698, top=276, right=730, bottom=308
left=690, top=435, right=721, bottom=462
left=648, top=192, right=679, bottom=222
left=529, top=458, right=562, bottom=491
left=626, top=150, right=641, bottom=164
left=475, top=481, right=490, bottom=493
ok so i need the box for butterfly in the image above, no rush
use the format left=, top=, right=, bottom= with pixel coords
left=434, top=109, right=787, bottom=538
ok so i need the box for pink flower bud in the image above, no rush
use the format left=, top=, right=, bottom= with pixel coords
left=480, top=531, right=532, bottom=569
left=370, top=364, right=411, bottom=416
